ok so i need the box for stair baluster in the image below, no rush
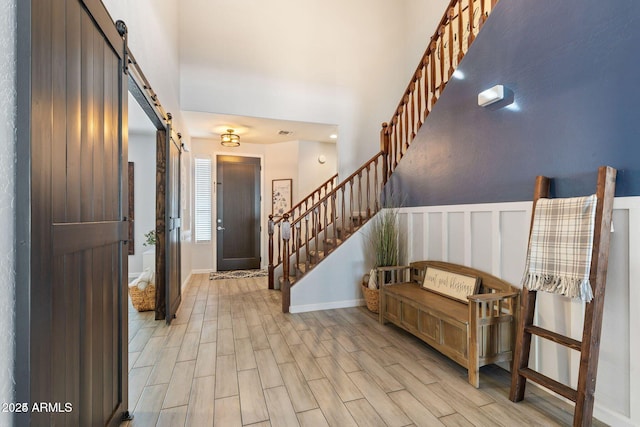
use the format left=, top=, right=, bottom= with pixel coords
left=457, top=2, right=464, bottom=63
left=448, top=8, right=455, bottom=77
left=281, top=214, right=291, bottom=313
left=268, top=215, right=275, bottom=289
left=323, top=199, right=329, bottom=249
left=468, top=0, right=475, bottom=46
left=314, top=208, right=320, bottom=265
left=304, top=213, right=310, bottom=272
left=293, top=221, right=300, bottom=280
left=276, top=223, right=282, bottom=264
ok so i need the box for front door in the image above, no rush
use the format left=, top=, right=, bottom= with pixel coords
left=16, top=0, right=128, bottom=425
left=216, top=156, right=261, bottom=270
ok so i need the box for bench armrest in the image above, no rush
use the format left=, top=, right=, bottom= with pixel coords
left=467, top=291, right=519, bottom=303
left=468, top=291, right=519, bottom=321
left=467, top=290, right=520, bottom=388
left=377, top=266, right=410, bottom=286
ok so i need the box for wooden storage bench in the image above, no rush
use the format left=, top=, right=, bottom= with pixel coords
left=378, top=260, right=519, bottom=387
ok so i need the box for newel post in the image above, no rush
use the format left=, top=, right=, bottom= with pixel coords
left=281, top=213, right=291, bottom=313
left=268, top=214, right=274, bottom=289
left=380, top=122, right=390, bottom=183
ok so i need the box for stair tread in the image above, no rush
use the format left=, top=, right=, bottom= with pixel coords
left=278, top=276, right=297, bottom=285
left=296, top=263, right=314, bottom=274
left=276, top=215, right=371, bottom=287
left=324, top=238, right=343, bottom=246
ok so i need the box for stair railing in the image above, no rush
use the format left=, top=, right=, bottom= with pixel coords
left=270, top=152, right=385, bottom=301
left=267, top=173, right=338, bottom=289
left=382, top=0, right=499, bottom=179
left=279, top=173, right=338, bottom=222
left=271, top=0, right=501, bottom=310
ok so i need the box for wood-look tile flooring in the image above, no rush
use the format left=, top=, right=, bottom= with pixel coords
left=122, top=274, right=606, bottom=427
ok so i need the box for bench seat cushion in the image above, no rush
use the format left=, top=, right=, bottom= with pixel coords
left=383, top=282, right=468, bottom=325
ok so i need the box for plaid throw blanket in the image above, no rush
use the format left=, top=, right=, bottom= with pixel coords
left=521, top=195, right=597, bottom=302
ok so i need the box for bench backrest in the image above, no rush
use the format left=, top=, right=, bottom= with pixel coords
left=409, top=260, right=517, bottom=304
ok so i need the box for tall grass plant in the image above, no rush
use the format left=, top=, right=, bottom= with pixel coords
left=369, top=207, right=400, bottom=268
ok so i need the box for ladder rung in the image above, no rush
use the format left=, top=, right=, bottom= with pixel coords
left=524, top=325, right=582, bottom=351
left=518, top=368, right=577, bottom=402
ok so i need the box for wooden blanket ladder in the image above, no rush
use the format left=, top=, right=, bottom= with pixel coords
left=509, top=166, right=617, bottom=427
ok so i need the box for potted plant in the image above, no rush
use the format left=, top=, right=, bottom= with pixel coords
left=143, top=230, right=156, bottom=247
left=363, top=207, right=401, bottom=313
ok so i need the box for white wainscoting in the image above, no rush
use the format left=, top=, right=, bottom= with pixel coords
left=398, top=197, right=640, bottom=427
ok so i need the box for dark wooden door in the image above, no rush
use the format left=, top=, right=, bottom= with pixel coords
left=16, top=0, right=128, bottom=425
left=216, top=156, right=261, bottom=270
left=154, top=129, right=182, bottom=323
left=166, top=132, right=182, bottom=322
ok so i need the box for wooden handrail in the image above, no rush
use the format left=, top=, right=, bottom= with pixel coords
left=269, top=152, right=386, bottom=292
left=290, top=152, right=383, bottom=228
left=382, top=0, right=500, bottom=177
left=391, top=0, right=459, bottom=119
left=272, top=172, right=338, bottom=226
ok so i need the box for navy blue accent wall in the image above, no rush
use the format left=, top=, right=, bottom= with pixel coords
left=388, top=0, right=640, bottom=206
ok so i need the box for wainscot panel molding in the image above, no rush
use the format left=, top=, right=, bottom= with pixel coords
left=397, top=197, right=639, bottom=427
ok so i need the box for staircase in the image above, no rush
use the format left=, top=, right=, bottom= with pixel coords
left=269, top=0, right=500, bottom=312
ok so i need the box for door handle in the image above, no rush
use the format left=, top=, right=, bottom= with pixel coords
left=217, top=226, right=225, bottom=231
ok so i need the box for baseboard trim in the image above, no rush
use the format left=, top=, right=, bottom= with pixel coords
left=191, top=269, right=212, bottom=275
left=181, top=272, right=192, bottom=292
left=526, top=381, right=634, bottom=427
left=593, top=404, right=635, bottom=427
left=289, top=298, right=365, bottom=314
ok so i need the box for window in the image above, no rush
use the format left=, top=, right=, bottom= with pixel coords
left=194, top=157, right=212, bottom=243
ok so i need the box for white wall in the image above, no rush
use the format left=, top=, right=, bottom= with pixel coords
left=0, top=0, right=15, bottom=422
left=103, top=0, right=181, bottom=116
left=265, top=140, right=299, bottom=203
left=103, top=0, right=194, bottom=286
left=178, top=0, right=449, bottom=178
left=128, top=131, right=157, bottom=278
left=297, top=141, right=338, bottom=198
left=290, top=219, right=373, bottom=312
left=404, top=0, right=449, bottom=66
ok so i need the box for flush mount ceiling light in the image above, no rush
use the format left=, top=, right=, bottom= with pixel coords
left=220, top=129, right=240, bottom=147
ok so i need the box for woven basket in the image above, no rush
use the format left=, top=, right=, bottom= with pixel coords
left=128, top=282, right=156, bottom=312
left=361, top=284, right=379, bottom=313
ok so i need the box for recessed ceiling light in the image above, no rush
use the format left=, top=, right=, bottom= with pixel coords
left=329, top=134, right=338, bottom=139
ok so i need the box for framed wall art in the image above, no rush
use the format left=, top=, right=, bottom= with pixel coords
left=272, top=178, right=292, bottom=217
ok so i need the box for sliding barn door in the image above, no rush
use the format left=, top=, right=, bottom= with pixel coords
left=16, top=0, right=128, bottom=425
left=155, top=129, right=182, bottom=322
left=167, top=133, right=182, bottom=322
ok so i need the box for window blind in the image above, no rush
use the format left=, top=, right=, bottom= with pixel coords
left=194, top=157, right=212, bottom=243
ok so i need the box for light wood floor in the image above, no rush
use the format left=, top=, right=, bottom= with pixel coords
left=123, top=274, right=606, bottom=427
